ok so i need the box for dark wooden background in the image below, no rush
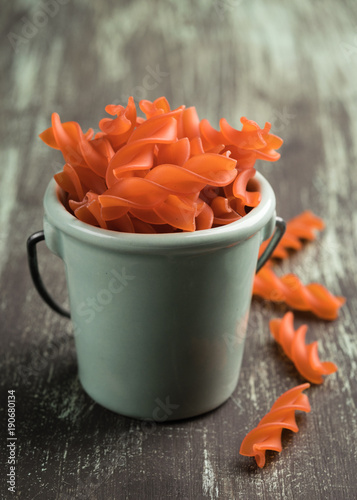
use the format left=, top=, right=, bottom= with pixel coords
left=1, top=1, right=357, bottom=499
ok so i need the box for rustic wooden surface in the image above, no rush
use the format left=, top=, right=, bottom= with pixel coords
left=1, top=0, right=357, bottom=498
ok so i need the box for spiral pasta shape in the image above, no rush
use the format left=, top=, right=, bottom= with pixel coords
left=139, top=96, right=171, bottom=119
left=269, top=312, right=338, bottom=384
left=69, top=191, right=107, bottom=229
left=239, top=383, right=311, bottom=468
left=259, top=210, right=325, bottom=260
left=253, top=267, right=345, bottom=320
left=200, top=116, right=283, bottom=166
left=98, top=96, right=137, bottom=150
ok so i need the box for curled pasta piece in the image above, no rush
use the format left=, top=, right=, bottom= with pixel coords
left=259, top=210, right=325, bottom=260
left=232, top=168, right=261, bottom=208
left=106, top=141, right=155, bottom=187
left=99, top=178, right=174, bottom=220
left=153, top=194, right=200, bottom=232
left=55, top=162, right=107, bottom=198
left=156, top=138, right=190, bottom=166
left=199, top=119, right=225, bottom=152
left=47, top=112, right=87, bottom=167
left=253, top=267, right=345, bottom=320
left=146, top=154, right=237, bottom=192
left=177, top=106, right=200, bottom=140
left=69, top=192, right=108, bottom=229
left=139, top=96, right=171, bottom=119
left=78, top=135, right=114, bottom=178
left=210, top=196, right=241, bottom=225
left=129, top=207, right=168, bottom=225
left=127, top=113, right=179, bottom=145
left=182, top=152, right=237, bottom=179
left=130, top=218, right=157, bottom=234
left=107, top=213, right=135, bottom=233
left=70, top=192, right=139, bottom=233
left=220, top=117, right=270, bottom=150
left=99, top=96, right=137, bottom=150
left=41, top=113, right=111, bottom=192
left=254, top=133, right=284, bottom=162
left=189, top=136, right=205, bottom=156
left=55, top=163, right=85, bottom=202
left=195, top=202, right=214, bottom=230
left=221, top=144, right=257, bottom=170
left=145, top=164, right=221, bottom=193
left=269, top=312, right=338, bottom=384
left=39, top=120, right=94, bottom=150
left=239, top=383, right=311, bottom=468
left=200, top=116, right=283, bottom=167
left=50, top=113, right=114, bottom=179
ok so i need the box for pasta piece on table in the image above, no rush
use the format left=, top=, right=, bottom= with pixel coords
left=253, top=267, right=345, bottom=320
left=269, top=312, right=338, bottom=384
left=240, top=383, right=311, bottom=468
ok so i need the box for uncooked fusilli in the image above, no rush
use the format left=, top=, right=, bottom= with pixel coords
left=240, top=383, right=311, bottom=468
left=269, top=312, right=338, bottom=384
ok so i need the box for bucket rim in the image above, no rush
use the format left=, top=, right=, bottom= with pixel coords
left=43, top=171, right=276, bottom=252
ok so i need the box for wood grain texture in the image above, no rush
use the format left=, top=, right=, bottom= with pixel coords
left=1, top=0, right=357, bottom=498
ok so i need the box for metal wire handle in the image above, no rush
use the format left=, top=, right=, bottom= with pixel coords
left=27, top=231, right=70, bottom=318
left=256, top=216, right=286, bottom=272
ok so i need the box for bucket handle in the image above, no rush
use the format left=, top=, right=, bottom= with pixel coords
left=27, top=217, right=285, bottom=318
left=256, top=216, right=286, bottom=272
left=27, top=231, right=71, bottom=318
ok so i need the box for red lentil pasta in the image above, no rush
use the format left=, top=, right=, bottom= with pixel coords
left=39, top=96, right=283, bottom=233
left=258, top=210, right=325, bottom=261
left=239, top=383, right=311, bottom=468
left=269, top=312, right=338, bottom=384
left=253, top=267, right=345, bottom=320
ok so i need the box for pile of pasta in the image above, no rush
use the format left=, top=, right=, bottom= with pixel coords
left=39, top=96, right=283, bottom=233
left=241, top=211, right=346, bottom=469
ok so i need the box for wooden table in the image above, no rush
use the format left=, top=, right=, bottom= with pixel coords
left=1, top=1, right=356, bottom=498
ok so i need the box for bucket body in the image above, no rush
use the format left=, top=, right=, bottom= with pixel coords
left=42, top=172, right=277, bottom=420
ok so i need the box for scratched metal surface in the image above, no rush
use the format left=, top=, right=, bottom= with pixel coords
left=1, top=0, right=357, bottom=499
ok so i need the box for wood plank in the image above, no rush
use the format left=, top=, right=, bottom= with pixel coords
left=1, top=0, right=356, bottom=498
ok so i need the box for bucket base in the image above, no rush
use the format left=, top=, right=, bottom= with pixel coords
left=79, top=373, right=237, bottom=421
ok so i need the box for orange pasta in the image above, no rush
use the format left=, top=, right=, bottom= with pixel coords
left=98, top=96, right=138, bottom=150
left=240, top=383, right=311, bottom=468
left=40, top=96, right=283, bottom=233
left=253, top=267, right=345, bottom=320
left=269, top=312, right=338, bottom=384
left=259, top=210, right=325, bottom=260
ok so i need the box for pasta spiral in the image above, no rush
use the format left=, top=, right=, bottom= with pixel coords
left=239, top=383, right=311, bottom=468
left=253, top=267, right=345, bottom=320
left=259, top=210, right=325, bottom=260
left=269, top=312, right=338, bottom=384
